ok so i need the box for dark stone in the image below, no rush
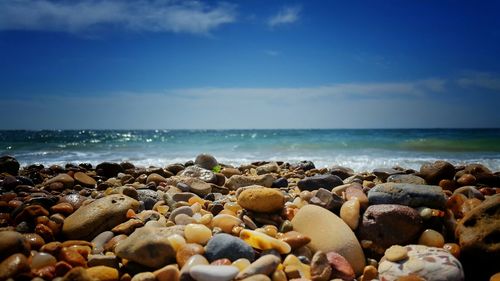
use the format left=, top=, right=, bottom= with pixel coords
left=0, top=156, right=20, bottom=176
left=310, top=188, right=344, bottom=211
left=386, top=174, right=426, bottom=185
left=205, top=233, right=255, bottom=262
left=166, top=163, right=185, bottom=175
left=194, top=154, right=218, bottom=170
left=358, top=204, right=423, bottom=250
left=418, top=160, right=455, bottom=185
left=95, top=162, right=123, bottom=178
left=137, top=189, right=161, bottom=210
left=368, top=183, right=446, bottom=209
left=272, top=178, right=288, bottom=188
left=329, top=166, right=354, bottom=180
left=372, top=168, right=404, bottom=181
left=292, top=161, right=316, bottom=171
left=297, top=174, right=343, bottom=191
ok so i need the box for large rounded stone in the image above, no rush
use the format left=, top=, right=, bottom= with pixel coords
left=194, top=154, right=218, bottom=170
left=62, top=194, right=140, bottom=241
left=0, top=253, right=30, bottom=280
left=386, top=174, right=427, bottom=185
left=378, top=245, right=464, bottom=281
left=205, top=233, right=255, bottom=262
left=358, top=204, right=423, bottom=250
left=237, top=186, right=284, bottom=213
left=165, top=176, right=212, bottom=197
left=297, top=174, right=343, bottom=191
left=74, top=172, right=97, bottom=187
left=115, top=225, right=184, bottom=268
left=455, top=194, right=500, bottom=280
left=368, top=183, right=446, bottom=209
left=291, top=204, right=365, bottom=275
left=96, top=162, right=123, bottom=178
left=45, top=173, right=75, bottom=189
left=418, top=160, right=455, bottom=185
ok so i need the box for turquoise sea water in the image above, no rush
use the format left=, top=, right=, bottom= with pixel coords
left=1, top=129, right=499, bottom=172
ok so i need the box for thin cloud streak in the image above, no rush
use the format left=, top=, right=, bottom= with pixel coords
left=0, top=0, right=237, bottom=35
left=457, top=72, right=500, bottom=91
left=268, top=5, right=301, bottom=27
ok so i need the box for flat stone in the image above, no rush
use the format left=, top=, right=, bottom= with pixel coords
left=256, top=162, right=279, bottom=175
left=373, top=168, right=405, bottom=181
left=62, top=194, right=140, bottom=241
left=239, top=229, right=291, bottom=254
left=368, top=183, right=446, bottom=209
left=74, top=172, right=97, bottom=187
left=297, top=174, right=343, bottom=191
left=225, top=174, right=276, bottom=190
left=165, top=176, right=212, bottom=197
left=115, top=225, right=184, bottom=268
left=205, top=233, right=255, bottom=262
left=291, top=204, right=365, bottom=275
left=386, top=174, right=427, bottom=185
left=190, top=265, right=239, bottom=281
left=358, top=204, right=423, bottom=250
left=86, top=266, right=119, bottom=281
left=309, top=188, right=344, bottom=211
left=146, top=173, right=167, bottom=185
left=237, top=186, right=285, bottom=213
left=378, top=245, right=464, bottom=281
left=45, top=173, right=75, bottom=188
left=384, top=245, right=408, bottom=262
left=278, top=231, right=311, bottom=250
left=325, top=251, right=355, bottom=281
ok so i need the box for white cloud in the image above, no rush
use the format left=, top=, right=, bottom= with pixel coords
left=268, top=6, right=301, bottom=27
left=0, top=0, right=237, bottom=35
left=457, top=72, right=500, bottom=91
left=3, top=78, right=499, bottom=129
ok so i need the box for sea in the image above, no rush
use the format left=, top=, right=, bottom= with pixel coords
left=1, top=129, right=500, bottom=172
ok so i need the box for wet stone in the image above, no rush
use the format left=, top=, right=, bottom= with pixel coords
left=205, top=233, right=255, bottom=262
left=297, top=174, right=343, bottom=191
left=368, top=183, right=446, bottom=209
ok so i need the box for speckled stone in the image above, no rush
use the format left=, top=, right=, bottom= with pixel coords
left=368, top=183, right=446, bottom=209
left=378, top=245, right=464, bottom=281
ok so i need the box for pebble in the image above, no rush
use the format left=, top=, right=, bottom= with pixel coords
left=131, top=272, right=156, bottom=281
left=378, top=245, right=464, bottom=281
left=179, top=165, right=217, bottom=183
left=418, top=229, right=445, bottom=248
left=368, top=183, right=446, bottom=209
left=384, top=245, right=408, bottom=262
left=211, top=214, right=243, bottom=233
left=386, top=174, right=427, bottom=185
left=239, top=274, right=271, bottom=281
left=91, top=231, right=114, bottom=254
left=418, top=160, right=455, bottom=184
left=310, top=251, right=332, bottom=281
left=0, top=253, right=30, bottom=280
left=153, top=264, right=179, bottom=281
left=189, top=265, right=239, bottom=281
left=45, top=173, right=75, bottom=188
left=345, top=184, right=369, bottom=208
left=236, top=254, right=281, bottom=280
left=62, top=194, right=140, bottom=240
left=31, top=252, right=57, bottom=269
left=146, top=173, right=167, bottom=185
left=340, top=197, right=360, bottom=230
left=297, top=174, right=343, bottom=191
left=283, top=254, right=310, bottom=280
left=277, top=231, right=311, bottom=250
left=115, top=225, right=184, bottom=268
left=358, top=204, right=423, bottom=250
left=325, top=251, right=355, bottom=281
left=225, top=174, right=276, bottom=189
left=74, top=172, right=97, bottom=187
left=176, top=243, right=205, bottom=267
left=195, top=153, right=218, bottom=170
left=239, top=229, right=291, bottom=254
left=291, top=204, right=365, bottom=275
left=169, top=205, right=194, bottom=222
left=256, top=162, right=279, bottom=175
left=86, top=266, right=119, bottom=281
left=179, top=254, right=209, bottom=279
left=373, top=168, right=404, bottom=181
left=205, top=233, right=255, bottom=262
left=237, top=186, right=285, bottom=213
left=0, top=230, right=31, bottom=260
left=184, top=223, right=212, bottom=245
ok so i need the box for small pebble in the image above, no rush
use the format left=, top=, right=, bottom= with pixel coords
left=384, top=245, right=408, bottom=262
left=418, top=229, right=445, bottom=248
left=185, top=223, right=212, bottom=245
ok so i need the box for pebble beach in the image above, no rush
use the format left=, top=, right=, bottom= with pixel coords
left=0, top=154, right=499, bottom=281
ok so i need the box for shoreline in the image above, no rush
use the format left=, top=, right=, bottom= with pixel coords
left=0, top=154, right=499, bottom=280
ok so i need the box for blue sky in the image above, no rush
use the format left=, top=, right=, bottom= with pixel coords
left=1, top=0, right=499, bottom=129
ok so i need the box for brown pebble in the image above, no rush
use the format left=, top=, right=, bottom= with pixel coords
left=59, top=248, right=87, bottom=267
left=35, top=223, right=54, bottom=241
left=310, top=251, right=332, bottom=281
left=86, top=265, right=119, bottom=281
left=360, top=265, right=378, bottom=281
left=0, top=231, right=31, bottom=260
left=40, top=241, right=62, bottom=256
left=74, top=172, right=97, bottom=187
left=55, top=260, right=73, bottom=277
left=153, top=264, right=179, bottom=281
left=131, top=272, right=156, bottom=281
left=439, top=179, right=456, bottom=191
left=490, top=272, right=500, bottom=281
left=33, top=265, right=56, bottom=280
left=104, top=234, right=128, bottom=252
left=326, top=251, right=355, bottom=281
left=50, top=202, right=74, bottom=215
left=457, top=174, right=476, bottom=186
left=443, top=243, right=461, bottom=259
left=23, top=233, right=45, bottom=250
left=278, top=231, right=311, bottom=250
left=176, top=243, right=205, bottom=268
left=0, top=253, right=30, bottom=281
left=239, top=274, right=272, bottom=281
left=111, top=219, right=144, bottom=235
left=211, top=258, right=232, bottom=265
left=15, top=205, right=49, bottom=223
